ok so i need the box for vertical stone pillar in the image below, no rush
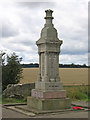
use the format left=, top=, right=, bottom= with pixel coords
left=35, top=9, right=63, bottom=90
left=56, top=53, right=60, bottom=82
left=38, top=53, right=41, bottom=81
left=44, top=52, right=49, bottom=82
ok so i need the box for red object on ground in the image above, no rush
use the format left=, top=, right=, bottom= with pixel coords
left=73, top=106, right=82, bottom=110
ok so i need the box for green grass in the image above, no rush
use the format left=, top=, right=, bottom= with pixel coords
left=2, top=96, right=27, bottom=104
left=64, top=85, right=89, bottom=101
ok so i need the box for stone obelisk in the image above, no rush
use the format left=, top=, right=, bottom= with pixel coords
left=27, top=9, right=71, bottom=111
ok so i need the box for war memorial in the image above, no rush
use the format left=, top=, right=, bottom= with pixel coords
left=27, top=9, right=71, bottom=111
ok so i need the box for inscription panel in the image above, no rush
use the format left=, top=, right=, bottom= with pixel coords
left=49, top=53, right=56, bottom=81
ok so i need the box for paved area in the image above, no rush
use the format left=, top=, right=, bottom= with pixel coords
left=2, top=105, right=88, bottom=118
left=2, top=107, right=30, bottom=118
left=36, top=111, right=88, bottom=118
left=1, top=101, right=89, bottom=118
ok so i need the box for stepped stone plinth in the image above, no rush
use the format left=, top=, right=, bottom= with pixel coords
left=27, top=9, right=71, bottom=111
left=31, top=89, right=66, bottom=99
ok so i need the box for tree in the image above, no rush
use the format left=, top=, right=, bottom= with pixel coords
left=0, top=52, right=6, bottom=94
left=2, top=52, right=23, bottom=91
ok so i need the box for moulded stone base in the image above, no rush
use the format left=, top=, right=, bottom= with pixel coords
left=27, top=97, right=71, bottom=110
left=31, top=89, right=66, bottom=99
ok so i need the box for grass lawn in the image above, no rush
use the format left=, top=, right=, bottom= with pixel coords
left=2, top=97, right=27, bottom=104
left=2, top=85, right=89, bottom=104
left=64, top=85, right=89, bottom=101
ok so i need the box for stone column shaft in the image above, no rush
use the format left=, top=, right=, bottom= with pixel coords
left=57, top=53, right=59, bottom=75
left=56, top=53, right=60, bottom=82
left=44, top=52, right=49, bottom=81
left=38, top=53, right=41, bottom=81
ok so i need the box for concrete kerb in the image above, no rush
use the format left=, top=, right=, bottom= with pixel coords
left=3, top=101, right=89, bottom=109
left=3, top=105, right=36, bottom=117
left=15, top=105, right=74, bottom=114
left=2, top=102, right=89, bottom=117
left=3, top=105, right=74, bottom=116
left=3, top=103, right=26, bottom=106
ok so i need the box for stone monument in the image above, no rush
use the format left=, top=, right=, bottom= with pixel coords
left=27, top=9, right=71, bottom=111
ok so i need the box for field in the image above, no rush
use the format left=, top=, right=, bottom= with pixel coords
left=20, top=68, right=88, bottom=86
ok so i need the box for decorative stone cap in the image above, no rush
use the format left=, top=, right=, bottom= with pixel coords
left=44, top=9, right=54, bottom=19
left=36, top=9, right=63, bottom=46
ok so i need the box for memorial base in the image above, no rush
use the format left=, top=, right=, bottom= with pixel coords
left=31, top=89, right=66, bottom=99
left=27, top=97, right=71, bottom=110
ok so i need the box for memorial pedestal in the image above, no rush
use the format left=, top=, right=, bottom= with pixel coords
left=27, top=97, right=71, bottom=110
left=27, top=88, right=71, bottom=110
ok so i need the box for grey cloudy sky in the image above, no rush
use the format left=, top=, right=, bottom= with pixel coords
left=0, top=0, right=88, bottom=65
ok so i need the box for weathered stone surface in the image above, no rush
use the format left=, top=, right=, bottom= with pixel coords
left=27, top=9, right=71, bottom=110
left=35, top=81, right=63, bottom=91
left=31, top=89, right=66, bottom=99
left=3, top=83, right=35, bottom=99
left=27, top=97, right=71, bottom=110
left=36, top=9, right=63, bottom=84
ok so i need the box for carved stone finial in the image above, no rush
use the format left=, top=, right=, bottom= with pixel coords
left=44, top=9, right=54, bottom=25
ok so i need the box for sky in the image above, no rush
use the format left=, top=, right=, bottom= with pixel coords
left=0, top=0, right=89, bottom=65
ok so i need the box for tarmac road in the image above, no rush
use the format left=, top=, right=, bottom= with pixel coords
left=2, top=106, right=88, bottom=118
